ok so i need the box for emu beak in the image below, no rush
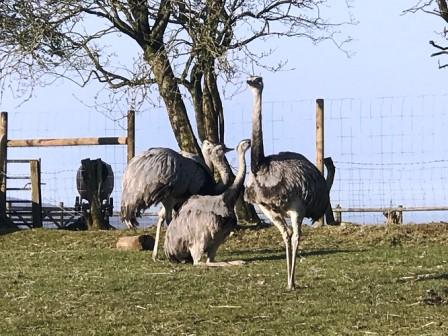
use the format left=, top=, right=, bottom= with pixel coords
left=223, top=145, right=234, bottom=153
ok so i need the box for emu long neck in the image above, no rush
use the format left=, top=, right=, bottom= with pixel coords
left=212, top=157, right=234, bottom=194
left=251, top=88, right=264, bottom=173
left=223, top=149, right=246, bottom=206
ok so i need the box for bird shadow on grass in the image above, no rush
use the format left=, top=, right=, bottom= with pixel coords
left=232, top=247, right=364, bottom=263
left=416, top=273, right=448, bottom=281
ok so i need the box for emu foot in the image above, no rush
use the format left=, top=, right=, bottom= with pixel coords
left=226, top=260, right=246, bottom=266
left=205, top=260, right=246, bottom=267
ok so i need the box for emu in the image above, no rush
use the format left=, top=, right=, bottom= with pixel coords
left=244, top=76, right=330, bottom=290
left=164, top=139, right=251, bottom=266
left=120, top=140, right=232, bottom=260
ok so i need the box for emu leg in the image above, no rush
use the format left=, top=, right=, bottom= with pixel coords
left=152, top=207, right=165, bottom=261
left=288, top=211, right=304, bottom=291
left=258, top=204, right=291, bottom=288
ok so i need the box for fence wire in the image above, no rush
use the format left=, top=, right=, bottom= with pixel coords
left=227, top=95, right=448, bottom=224
left=5, top=94, right=448, bottom=226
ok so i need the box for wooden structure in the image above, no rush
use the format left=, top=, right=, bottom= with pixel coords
left=0, top=113, right=8, bottom=224
left=43, top=203, right=82, bottom=228
left=5, top=159, right=42, bottom=227
left=333, top=205, right=448, bottom=225
left=0, top=110, right=135, bottom=228
left=315, top=99, right=327, bottom=227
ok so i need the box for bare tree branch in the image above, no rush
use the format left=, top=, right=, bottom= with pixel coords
left=0, top=0, right=353, bottom=149
left=407, top=0, right=448, bottom=68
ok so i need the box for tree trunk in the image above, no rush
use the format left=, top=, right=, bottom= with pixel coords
left=191, top=66, right=261, bottom=225
left=202, top=79, right=219, bottom=142
left=191, top=65, right=206, bottom=142
left=146, top=43, right=260, bottom=225
left=235, top=189, right=261, bottom=225
left=145, top=46, right=201, bottom=154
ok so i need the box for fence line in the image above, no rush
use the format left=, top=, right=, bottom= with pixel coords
left=3, top=94, right=448, bottom=227
left=0, top=110, right=135, bottom=227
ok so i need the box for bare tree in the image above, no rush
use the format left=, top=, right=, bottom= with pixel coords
left=406, top=0, right=448, bottom=68
left=0, top=1, right=352, bottom=224
left=0, top=1, right=352, bottom=147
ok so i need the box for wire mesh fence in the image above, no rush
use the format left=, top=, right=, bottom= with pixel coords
left=228, top=95, right=448, bottom=224
left=324, top=95, right=448, bottom=224
left=5, top=93, right=448, bottom=226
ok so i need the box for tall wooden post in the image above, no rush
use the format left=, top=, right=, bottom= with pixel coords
left=127, top=109, right=135, bottom=163
left=0, top=112, right=8, bottom=225
left=316, top=99, right=325, bottom=227
left=30, top=159, right=42, bottom=228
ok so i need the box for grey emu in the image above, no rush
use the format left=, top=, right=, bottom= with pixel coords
left=120, top=141, right=232, bottom=260
left=164, top=139, right=251, bottom=266
left=244, top=76, right=329, bottom=290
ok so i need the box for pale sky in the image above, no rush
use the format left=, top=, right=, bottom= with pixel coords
left=260, top=1, right=447, bottom=100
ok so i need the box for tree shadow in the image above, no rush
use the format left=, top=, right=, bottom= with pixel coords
left=233, top=247, right=364, bottom=263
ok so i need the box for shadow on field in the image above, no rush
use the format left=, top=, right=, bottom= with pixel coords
left=0, top=226, right=19, bottom=236
left=418, top=273, right=448, bottom=281
left=234, top=247, right=363, bottom=263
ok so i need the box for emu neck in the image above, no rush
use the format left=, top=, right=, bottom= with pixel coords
left=219, top=156, right=234, bottom=187
left=223, top=149, right=246, bottom=206
left=251, top=88, right=264, bottom=173
left=212, top=157, right=234, bottom=194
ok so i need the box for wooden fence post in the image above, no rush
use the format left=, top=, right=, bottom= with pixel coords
left=59, top=202, right=64, bottom=228
left=316, top=99, right=325, bottom=227
left=30, top=159, right=42, bottom=228
left=335, top=204, right=342, bottom=223
left=127, top=109, right=135, bottom=163
left=0, top=112, right=8, bottom=225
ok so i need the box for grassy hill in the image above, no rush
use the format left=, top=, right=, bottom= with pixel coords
left=0, top=223, right=447, bottom=335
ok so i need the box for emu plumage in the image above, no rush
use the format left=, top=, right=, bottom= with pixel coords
left=120, top=141, right=232, bottom=260
left=244, top=76, right=329, bottom=290
left=164, top=139, right=251, bottom=266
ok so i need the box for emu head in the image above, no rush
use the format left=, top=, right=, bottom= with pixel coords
left=201, top=140, right=233, bottom=174
left=247, top=76, right=263, bottom=92
left=201, top=140, right=215, bottom=160
left=208, top=143, right=232, bottom=167
left=237, top=139, right=251, bottom=154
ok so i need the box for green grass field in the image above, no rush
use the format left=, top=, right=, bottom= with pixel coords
left=0, top=223, right=447, bottom=335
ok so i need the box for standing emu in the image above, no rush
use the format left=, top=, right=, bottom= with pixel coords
left=120, top=141, right=232, bottom=260
left=244, top=76, right=329, bottom=290
left=164, top=139, right=251, bottom=266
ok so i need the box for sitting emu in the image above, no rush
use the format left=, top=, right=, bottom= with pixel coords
left=164, top=139, right=251, bottom=266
